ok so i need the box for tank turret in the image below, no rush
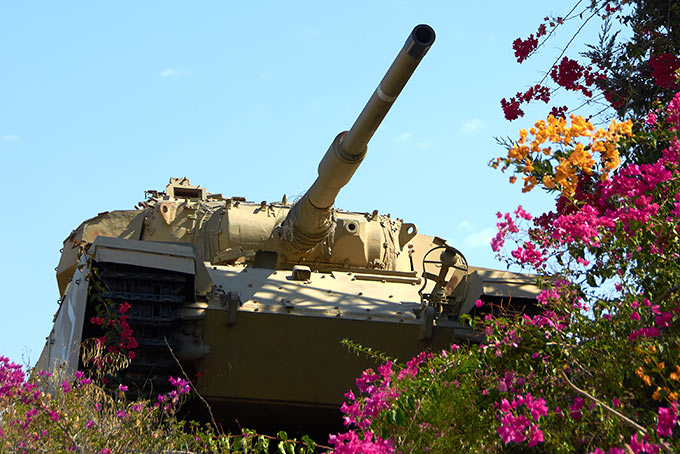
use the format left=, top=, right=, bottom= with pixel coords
left=279, top=24, right=435, bottom=254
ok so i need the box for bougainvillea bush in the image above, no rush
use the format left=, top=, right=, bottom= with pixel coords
left=0, top=348, right=318, bottom=453
left=327, top=73, right=680, bottom=454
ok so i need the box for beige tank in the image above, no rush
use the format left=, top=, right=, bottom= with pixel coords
left=37, top=25, right=540, bottom=433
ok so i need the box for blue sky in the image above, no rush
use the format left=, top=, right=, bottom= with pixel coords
left=0, top=2, right=606, bottom=365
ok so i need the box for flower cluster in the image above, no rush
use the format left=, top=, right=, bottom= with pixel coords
left=328, top=430, right=394, bottom=454
left=494, top=113, right=633, bottom=195
left=649, top=53, right=680, bottom=90
left=155, top=376, right=192, bottom=412
left=501, top=57, right=597, bottom=121
left=550, top=57, right=598, bottom=97
left=91, top=300, right=138, bottom=360
left=511, top=14, right=563, bottom=65
left=497, top=393, right=549, bottom=447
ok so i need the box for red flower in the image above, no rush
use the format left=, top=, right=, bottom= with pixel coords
left=501, top=97, right=524, bottom=121
left=119, top=302, right=131, bottom=314
left=549, top=106, right=568, bottom=119
left=536, top=24, right=547, bottom=38
left=649, top=53, right=680, bottom=89
left=513, top=35, right=538, bottom=64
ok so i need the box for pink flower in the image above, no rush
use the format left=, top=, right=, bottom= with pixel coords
left=569, top=396, right=584, bottom=421
left=656, top=404, right=677, bottom=438
left=629, top=433, right=660, bottom=454
left=118, top=384, right=128, bottom=392
left=526, top=396, right=548, bottom=421
left=328, top=430, right=394, bottom=454
left=655, top=312, right=673, bottom=328
left=168, top=377, right=191, bottom=395
left=475, top=299, right=484, bottom=308
left=646, top=110, right=658, bottom=125
left=528, top=424, right=544, bottom=448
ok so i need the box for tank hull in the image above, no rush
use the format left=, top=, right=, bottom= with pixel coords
left=38, top=236, right=482, bottom=433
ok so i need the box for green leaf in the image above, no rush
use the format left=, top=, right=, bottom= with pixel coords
left=586, top=273, right=596, bottom=287
left=302, top=435, right=316, bottom=452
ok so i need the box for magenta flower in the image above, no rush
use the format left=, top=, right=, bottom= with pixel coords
left=60, top=381, right=71, bottom=393
left=328, top=430, right=394, bottom=454
left=656, top=404, right=678, bottom=438
left=527, top=424, right=544, bottom=447
left=646, top=110, right=658, bottom=125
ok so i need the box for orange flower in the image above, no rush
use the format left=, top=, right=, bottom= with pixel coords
left=499, top=115, right=633, bottom=195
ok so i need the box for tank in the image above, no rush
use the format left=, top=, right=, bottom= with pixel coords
left=36, top=25, right=540, bottom=433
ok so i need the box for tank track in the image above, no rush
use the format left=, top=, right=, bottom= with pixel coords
left=82, top=262, right=204, bottom=391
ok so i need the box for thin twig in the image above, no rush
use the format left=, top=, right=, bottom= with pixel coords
left=561, top=369, right=646, bottom=433
left=163, top=337, right=220, bottom=434
left=560, top=369, right=674, bottom=453
left=538, top=3, right=608, bottom=87
left=533, top=1, right=585, bottom=56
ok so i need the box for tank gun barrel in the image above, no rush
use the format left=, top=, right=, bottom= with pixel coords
left=342, top=24, right=436, bottom=162
left=281, top=25, right=435, bottom=254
